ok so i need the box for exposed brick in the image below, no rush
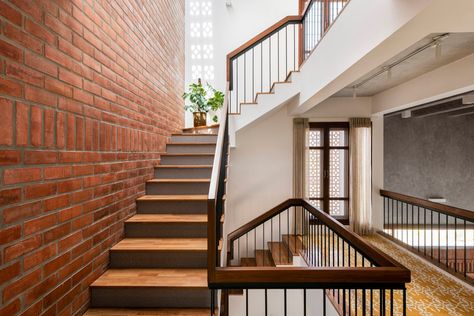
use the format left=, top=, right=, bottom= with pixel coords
left=24, top=182, right=57, bottom=199
left=0, top=187, right=21, bottom=206
left=0, top=262, right=21, bottom=284
left=0, top=39, right=23, bottom=61
left=0, top=2, right=22, bottom=26
left=25, top=85, right=58, bottom=107
left=0, top=225, right=21, bottom=245
left=15, top=102, right=28, bottom=146
left=30, top=106, right=42, bottom=147
left=25, top=51, right=58, bottom=77
left=24, top=243, right=57, bottom=271
left=4, top=235, right=41, bottom=262
left=0, top=77, right=22, bottom=97
left=6, top=61, right=44, bottom=87
left=0, top=0, right=185, bottom=313
left=44, top=108, right=55, bottom=147
left=3, top=23, right=43, bottom=54
left=24, top=214, right=57, bottom=235
left=24, top=150, right=57, bottom=164
left=0, top=97, right=13, bottom=145
left=3, top=201, right=42, bottom=224
left=4, top=168, right=42, bottom=184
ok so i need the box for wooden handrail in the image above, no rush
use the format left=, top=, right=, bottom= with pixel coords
left=227, top=199, right=405, bottom=268
left=226, top=15, right=302, bottom=85
left=207, top=83, right=229, bottom=282
left=380, top=190, right=474, bottom=222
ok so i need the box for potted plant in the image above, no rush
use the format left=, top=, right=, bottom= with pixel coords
left=183, top=79, right=224, bottom=127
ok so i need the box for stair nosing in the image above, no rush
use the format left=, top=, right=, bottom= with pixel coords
left=137, top=195, right=208, bottom=201
left=146, top=179, right=211, bottom=183
left=126, top=214, right=207, bottom=224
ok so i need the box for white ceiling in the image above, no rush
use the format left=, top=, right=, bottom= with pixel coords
left=334, top=33, right=474, bottom=97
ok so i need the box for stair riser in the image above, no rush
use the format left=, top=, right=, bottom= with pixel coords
left=160, top=155, right=214, bottom=165
left=166, top=144, right=216, bottom=154
left=90, top=288, right=210, bottom=308
left=154, top=168, right=212, bottom=179
left=125, top=222, right=207, bottom=238
left=171, top=135, right=217, bottom=143
left=110, top=251, right=207, bottom=268
left=137, top=200, right=207, bottom=214
left=146, top=182, right=210, bottom=195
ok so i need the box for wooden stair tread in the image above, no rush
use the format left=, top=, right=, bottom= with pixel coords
left=126, top=214, right=207, bottom=223
left=155, top=165, right=212, bottom=169
left=172, top=133, right=217, bottom=136
left=91, top=269, right=207, bottom=288
left=137, top=195, right=207, bottom=201
left=182, top=124, right=219, bottom=132
left=255, top=250, right=275, bottom=267
left=147, top=179, right=210, bottom=183
left=168, top=142, right=216, bottom=145
left=112, top=238, right=207, bottom=251
left=84, top=308, right=211, bottom=316
left=240, top=258, right=257, bottom=267
left=283, top=234, right=304, bottom=256
left=160, top=153, right=214, bottom=156
left=268, top=242, right=292, bottom=265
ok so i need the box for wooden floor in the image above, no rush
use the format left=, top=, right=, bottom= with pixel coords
left=126, top=214, right=207, bottom=223
left=111, top=238, right=207, bottom=251
left=91, top=269, right=208, bottom=288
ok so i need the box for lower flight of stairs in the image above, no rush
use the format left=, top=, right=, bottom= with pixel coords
left=85, top=126, right=218, bottom=315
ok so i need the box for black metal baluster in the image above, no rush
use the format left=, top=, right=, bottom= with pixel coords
left=277, top=31, right=280, bottom=82
left=392, top=199, right=395, bottom=237
left=431, top=210, right=433, bottom=259
left=285, top=26, right=288, bottom=79
left=390, top=289, right=393, bottom=316
left=438, top=212, right=441, bottom=263
left=343, top=289, right=346, bottom=316
left=252, top=48, right=254, bottom=102
left=304, top=289, right=307, bottom=316
left=323, top=288, right=326, bottom=316
left=411, top=204, right=414, bottom=248
left=362, top=289, right=366, bottom=316
left=210, top=289, right=215, bottom=316
left=454, top=217, right=457, bottom=273
left=446, top=214, right=449, bottom=269
left=464, top=220, right=467, bottom=278
left=423, top=208, right=426, bottom=257
left=245, top=289, right=249, bottom=316
left=287, top=209, right=290, bottom=261
left=254, top=227, right=257, bottom=259
left=403, top=288, right=407, bottom=316
left=284, top=289, right=287, bottom=316
left=260, top=43, right=263, bottom=93
left=263, top=221, right=265, bottom=266
left=279, top=213, right=281, bottom=263
left=236, top=58, right=239, bottom=112
left=269, top=36, right=271, bottom=91
left=417, top=206, right=420, bottom=253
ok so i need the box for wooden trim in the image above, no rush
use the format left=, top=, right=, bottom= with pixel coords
left=380, top=190, right=474, bottom=221
left=210, top=266, right=410, bottom=289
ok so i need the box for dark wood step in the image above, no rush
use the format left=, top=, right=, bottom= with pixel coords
left=268, top=242, right=292, bottom=265
left=146, top=179, right=210, bottom=195
left=255, top=250, right=275, bottom=267
left=110, top=238, right=207, bottom=268
left=90, top=269, right=210, bottom=308
left=85, top=308, right=212, bottom=316
left=154, top=165, right=212, bottom=179
left=125, top=214, right=207, bottom=238
left=136, top=195, right=207, bottom=214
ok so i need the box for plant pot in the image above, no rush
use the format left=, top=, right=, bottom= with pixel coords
left=193, top=112, right=207, bottom=127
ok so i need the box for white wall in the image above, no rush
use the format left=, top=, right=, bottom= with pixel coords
left=213, top=0, right=298, bottom=93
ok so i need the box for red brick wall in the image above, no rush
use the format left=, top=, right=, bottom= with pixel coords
left=0, top=0, right=184, bottom=314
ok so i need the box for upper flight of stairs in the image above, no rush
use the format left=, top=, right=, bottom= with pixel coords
left=85, top=126, right=218, bottom=315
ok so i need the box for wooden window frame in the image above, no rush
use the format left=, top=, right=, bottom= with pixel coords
left=309, top=122, right=350, bottom=225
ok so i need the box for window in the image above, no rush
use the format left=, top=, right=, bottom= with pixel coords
left=308, top=122, right=349, bottom=223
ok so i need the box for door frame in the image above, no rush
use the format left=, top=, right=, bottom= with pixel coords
left=309, top=122, right=350, bottom=224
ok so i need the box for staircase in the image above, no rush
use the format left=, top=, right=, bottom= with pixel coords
left=85, top=126, right=218, bottom=315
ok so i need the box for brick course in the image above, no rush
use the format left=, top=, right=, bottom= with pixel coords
left=0, top=0, right=184, bottom=314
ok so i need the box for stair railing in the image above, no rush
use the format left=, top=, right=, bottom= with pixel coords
left=380, top=189, right=474, bottom=285
left=227, top=0, right=350, bottom=114
left=208, top=196, right=411, bottom=315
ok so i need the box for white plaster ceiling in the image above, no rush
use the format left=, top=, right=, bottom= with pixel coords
left=334, top=32, right=474, bottom=97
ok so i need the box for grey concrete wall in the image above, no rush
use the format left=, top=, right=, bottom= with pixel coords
left=384, top=113, right=474, bottom=211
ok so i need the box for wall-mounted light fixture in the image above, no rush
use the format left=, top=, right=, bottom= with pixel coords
left=226, top=0, right=232, bottom=7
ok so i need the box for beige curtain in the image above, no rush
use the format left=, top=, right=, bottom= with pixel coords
left=293, top=118, right=309, bottom=199
left=293, top=118, right=309, bottom=235
left=349, top=118, right=373, bottom=235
